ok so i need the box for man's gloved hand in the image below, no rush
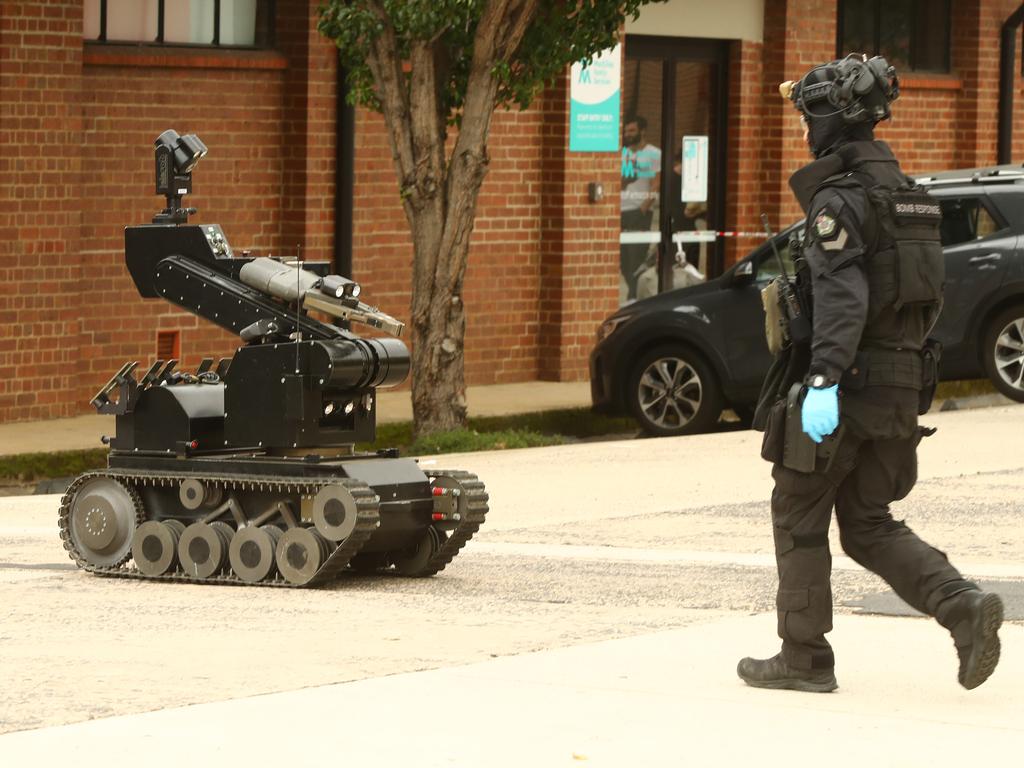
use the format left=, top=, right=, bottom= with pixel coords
left=801, top=385, right=839, bottom=444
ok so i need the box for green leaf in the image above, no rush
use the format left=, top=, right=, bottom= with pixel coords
left=318, top=0, right=667, bottom=117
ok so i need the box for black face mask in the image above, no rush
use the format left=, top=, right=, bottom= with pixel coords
left=806, top=112, right=875, bottom=158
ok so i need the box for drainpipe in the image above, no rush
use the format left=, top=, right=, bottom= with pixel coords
left=998, top=3, right=1024, bottom=164
left=335, top=64, right=355, bottom=278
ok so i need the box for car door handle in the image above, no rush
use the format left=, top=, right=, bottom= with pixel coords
left=968, top=253, right=1002, bottom=266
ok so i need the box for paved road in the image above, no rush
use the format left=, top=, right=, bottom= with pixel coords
left=1, top=404, right=1022, bottom=763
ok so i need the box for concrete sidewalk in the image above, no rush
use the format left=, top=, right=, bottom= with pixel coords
left=1, top=613, right=1019, bottom=766
left=0, top=380, right=593, bottom=457
left=1, top=403, right=1021, bottom=764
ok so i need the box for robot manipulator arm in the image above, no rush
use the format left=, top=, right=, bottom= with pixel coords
left=238, top=256, right=405, bottom=338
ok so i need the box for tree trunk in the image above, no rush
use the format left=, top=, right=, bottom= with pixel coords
left=409, top=230, right=469, bottom=435
left=357, top=0, right=538, bottom=437
left=409, top=153, right=487, bottom=437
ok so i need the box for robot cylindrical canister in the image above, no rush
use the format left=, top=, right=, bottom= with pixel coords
left=239, top=256, right=320, bottom=302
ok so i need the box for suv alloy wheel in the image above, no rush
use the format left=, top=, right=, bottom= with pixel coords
left=982, top=304, right=1024, bottom=402
left=627, top=345, right=723, bottom=436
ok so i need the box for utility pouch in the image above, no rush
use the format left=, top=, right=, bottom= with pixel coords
left=918, top=338, right=943, bottom=415
left=760, top=397, right=786, bottom=463
left=894, top=239, right=944, bottom=310
left=887, top=190, right=945, bottom=311
left=761, top=279, right=787, bottom=356
left=782, top=384, right=817, bottom=473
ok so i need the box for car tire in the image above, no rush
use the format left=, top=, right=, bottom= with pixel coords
left=627, top=345, right=723, bottom=437
left=982, top=304, right=1024, bottom=403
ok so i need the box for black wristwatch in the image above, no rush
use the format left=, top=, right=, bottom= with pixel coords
left=805, top=374, right=837, bottom=389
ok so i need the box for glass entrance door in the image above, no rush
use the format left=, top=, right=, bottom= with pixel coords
left=620, top=37, right=726, bottom=305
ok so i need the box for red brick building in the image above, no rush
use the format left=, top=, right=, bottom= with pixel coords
left=1, top=0, right=1022, bottom=424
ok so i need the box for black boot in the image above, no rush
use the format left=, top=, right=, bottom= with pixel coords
left=943, top=591, right=1004, bottom=690
left=737, top=654, right=837, bottom=692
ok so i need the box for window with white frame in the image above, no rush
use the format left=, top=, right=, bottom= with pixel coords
left=83, top=0, right=275, bottom=48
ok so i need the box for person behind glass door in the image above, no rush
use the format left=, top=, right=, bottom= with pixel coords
left=620, top=115, right=661, bottom=303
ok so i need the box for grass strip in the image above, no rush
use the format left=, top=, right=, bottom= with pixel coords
left=0, top=408, right=636, bottom=484
left=0, top=448, right=109, bottom=485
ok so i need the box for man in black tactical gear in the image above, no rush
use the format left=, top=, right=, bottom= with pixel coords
left=739, top=54, right=1004, bottom=693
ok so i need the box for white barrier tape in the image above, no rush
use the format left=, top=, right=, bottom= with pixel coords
left=621, top=230, right=768, bottom=245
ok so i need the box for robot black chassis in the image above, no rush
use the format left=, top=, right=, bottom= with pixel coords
left=59, top=131, right=488, bottom=587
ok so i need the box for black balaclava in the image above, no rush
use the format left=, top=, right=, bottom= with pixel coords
left=806, top=113, right=874, bottom=159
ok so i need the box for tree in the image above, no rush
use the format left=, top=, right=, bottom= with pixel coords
left=317, top=0, right=660, bottom=437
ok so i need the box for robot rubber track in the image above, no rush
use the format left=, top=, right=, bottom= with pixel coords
left=58, top=469, right=488, bottom=588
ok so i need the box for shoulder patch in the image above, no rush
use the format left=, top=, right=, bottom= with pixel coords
left=815, top=212, right=837, bottom=238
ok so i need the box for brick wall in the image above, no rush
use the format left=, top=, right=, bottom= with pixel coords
left=4, top=0, right=1024, bottom=426
left=350, top=74, right=619, bottom=386
left=725, top=38, right=766, bottom=265
left=0, top=0, right=336, bottom=425
left=724, top=0, right=1024, bottom=248
left=0, top=1, right=84, bottom=421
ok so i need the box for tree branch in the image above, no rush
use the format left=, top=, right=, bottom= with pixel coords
left=363, top=2, right=417, bottom=216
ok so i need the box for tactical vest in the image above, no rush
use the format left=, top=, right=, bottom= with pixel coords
left=813, top=169, right=944, bottom=387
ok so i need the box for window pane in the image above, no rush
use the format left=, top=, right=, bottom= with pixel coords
left=106, top=0, right=159, bottom=42
left=221, top=0, right=258, bottom=46
left=939, top=198, right=980, bottom=246
left=879, top=0, right=912, bottom=71
left=756, top=238, right=794, bottom=282
left=165, top=0, right=216, bottom=44
left=976, top=205, right=1001, bottom=239
left=83, top=0, right=101, bottom=40
left=840, top=0, right=876, bottom=57
left=620, top=58, right=663, bottom=304
left=913, top=0, right=950, bottom=72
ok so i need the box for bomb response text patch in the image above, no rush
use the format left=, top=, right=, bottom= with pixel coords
left=890, top=190, right=941, bottom=225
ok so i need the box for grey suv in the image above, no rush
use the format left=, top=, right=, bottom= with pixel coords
left=590, top=165, right=1024, bottom=436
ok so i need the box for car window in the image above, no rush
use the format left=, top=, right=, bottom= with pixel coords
left=939, top=197, right=1002, bottom=246
left=755, top=237, right=795, bottom=282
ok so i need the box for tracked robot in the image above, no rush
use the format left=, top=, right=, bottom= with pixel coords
left=59, top=130, right=487, bottom=587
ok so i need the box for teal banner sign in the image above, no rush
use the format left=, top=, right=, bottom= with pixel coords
left=569, top=44, right=621, bottom=152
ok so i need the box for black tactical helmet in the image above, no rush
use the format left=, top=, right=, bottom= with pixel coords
left=780, top=54, right=899, bottom=157
left=781, top=53, right=900, bottom=125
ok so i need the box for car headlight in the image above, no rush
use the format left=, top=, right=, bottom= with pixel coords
left=597, top=315, right=632, bottom=342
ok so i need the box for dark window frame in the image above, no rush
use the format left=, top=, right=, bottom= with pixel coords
left=91, top=0, right=276, bottom=49
left=836, top=0, right=951, bottom=74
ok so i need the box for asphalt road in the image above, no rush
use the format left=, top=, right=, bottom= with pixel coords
left=1, top=404, right=1022, bottom=737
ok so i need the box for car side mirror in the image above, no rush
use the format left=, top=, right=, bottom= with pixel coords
left=731, top=260, right=755, bottom=286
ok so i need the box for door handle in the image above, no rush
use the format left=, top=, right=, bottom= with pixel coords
left=968, top=253, right=1002, bottom=266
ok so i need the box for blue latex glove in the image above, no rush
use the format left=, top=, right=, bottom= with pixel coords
left=801, top=385, right=839, bottom=444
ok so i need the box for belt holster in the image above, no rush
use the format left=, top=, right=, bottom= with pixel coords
left=782, top=383, right=845, bottom=474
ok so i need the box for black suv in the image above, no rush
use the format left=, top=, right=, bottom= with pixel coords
left=590, top=165, right=1024, bottom=436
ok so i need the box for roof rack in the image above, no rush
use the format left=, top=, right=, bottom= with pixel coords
left=915, top=165, right=1024, bottom=187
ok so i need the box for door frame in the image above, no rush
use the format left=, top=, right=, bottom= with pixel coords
left=622, top=35, right=729, bottom=282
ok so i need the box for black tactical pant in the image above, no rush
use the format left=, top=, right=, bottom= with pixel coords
left=770, top=387, right=975, bottom=670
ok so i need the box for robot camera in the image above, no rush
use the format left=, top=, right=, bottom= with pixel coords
left=153, top=129, right=208, bottom=225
